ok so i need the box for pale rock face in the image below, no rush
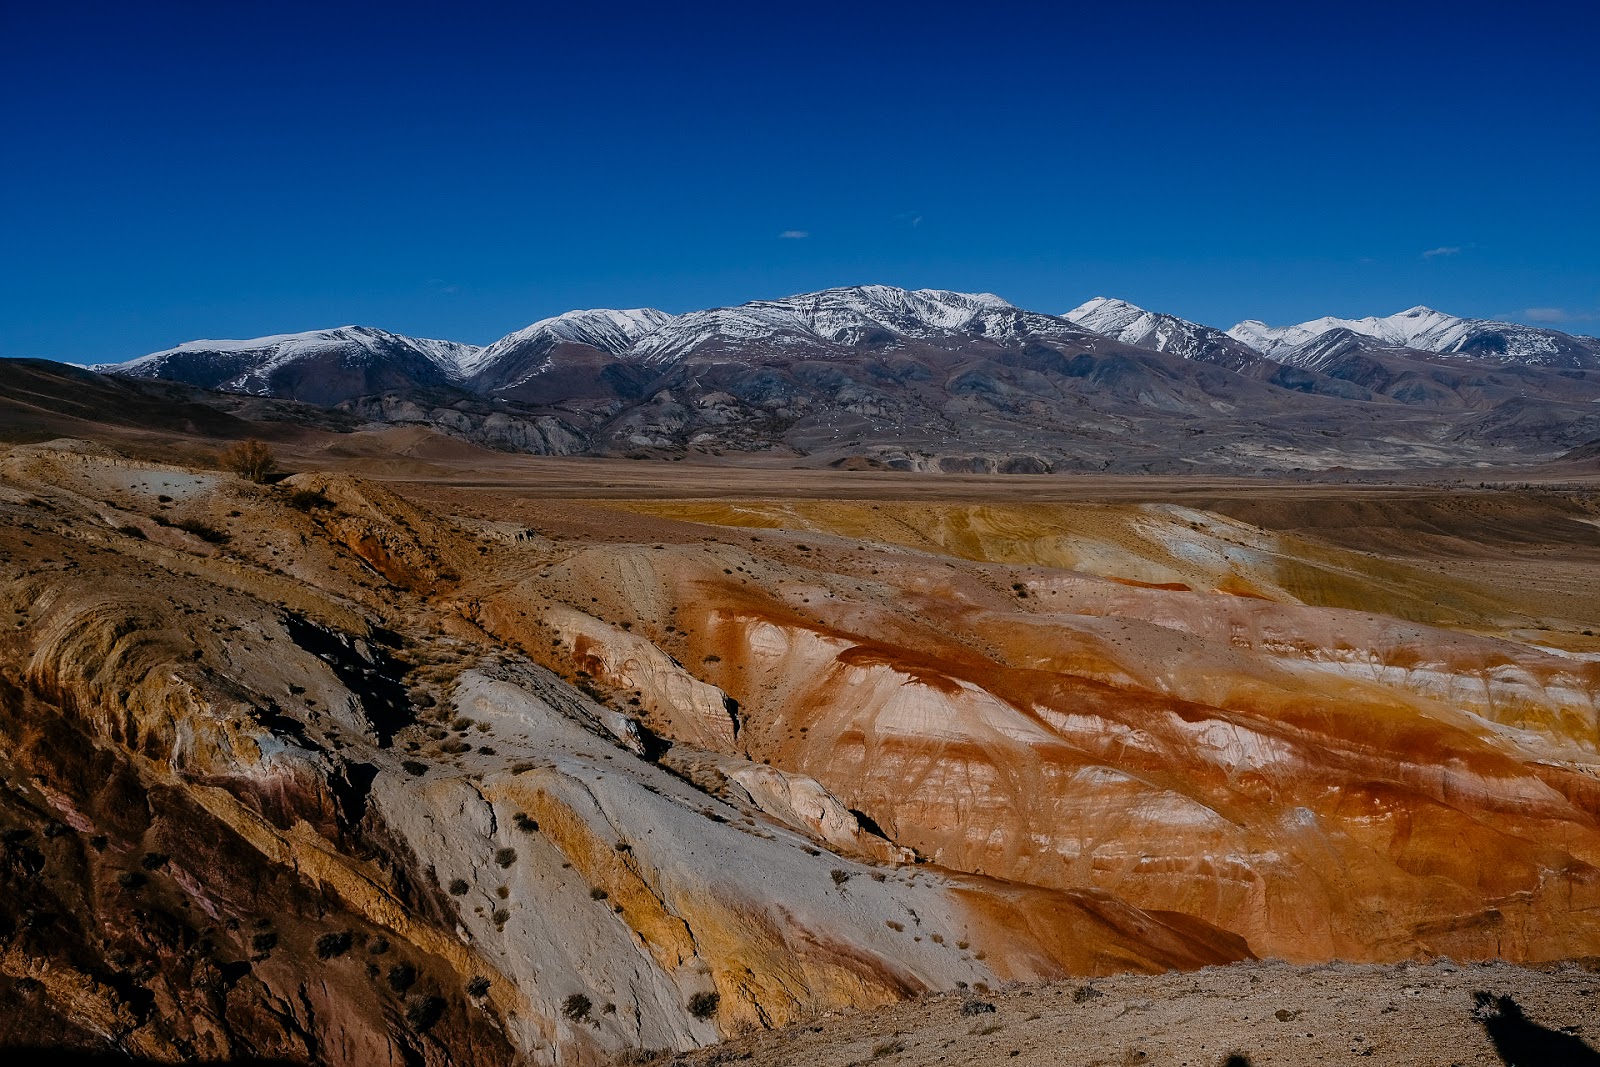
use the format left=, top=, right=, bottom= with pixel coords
left=662, top=749, right=916, bottom=865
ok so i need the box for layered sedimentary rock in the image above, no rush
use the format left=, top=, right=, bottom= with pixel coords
left=462, top=495, right=1600, bottom=967
left=0, top=443, right=1247, bottom=1065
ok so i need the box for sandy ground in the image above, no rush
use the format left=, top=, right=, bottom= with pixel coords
left=649, top=960, right=1600, bottom=1067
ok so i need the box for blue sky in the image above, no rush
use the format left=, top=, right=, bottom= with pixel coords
left=3, top=0, right=1597, bottom=364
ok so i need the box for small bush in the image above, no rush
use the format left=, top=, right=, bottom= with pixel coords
left=387, top=962, right=417, bottom=992
left=467, top=975, right=491, bottom=998
left=368, top=936, right=390, bottom=955
left=1071, top=984, right=1102, bottom=1004
left=251, top=931, right=277, bottom=954
left=221, top=439, right=277, bottom=484
left=960, top=1000, right=995, bottom=1016
left=687, top=990, right=720, bottom=1020
left=139, top=851, right=169, bottom=870
left=116, top=871, right=145, bottom=889
left=448, top=878, right=469, bottom=895
left=513, top=812, right=538, bottom=833
left=405, top=994, right=445, bottom=1031
left=830, top=869, right=849, bottom=886
left=116, top=525, right=146, bottom=540
left=287, top=489, right=331, bottom=512
left=492, top=909, right=510, bottom=925
left=872, top=1039, right=905, bottom=1058
left=494, top=847, right=517, bottom=868
left=401, top=760, right=428, bottom=777
left=589, top=887, right=608, bottom=901
left=562, top=992, right=592, bottom=1021
left=315, top=931, right=352, bottom=959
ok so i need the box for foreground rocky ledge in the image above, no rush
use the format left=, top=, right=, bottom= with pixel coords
left=652, top=959, right=1600, bottom=1067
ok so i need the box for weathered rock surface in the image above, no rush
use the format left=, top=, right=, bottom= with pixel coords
left=460, top=494, right=1600, bottom=967
left=0, top=443, right=1249, bottom=1064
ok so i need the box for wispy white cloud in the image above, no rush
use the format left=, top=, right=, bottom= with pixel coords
left=893, top=211, right=924, bottom=228
left=1421, top=246, right=1462, bottom=259
left=779, top=230, right=809, bottom=239
left=1520, top=306, right=1597, bottom=325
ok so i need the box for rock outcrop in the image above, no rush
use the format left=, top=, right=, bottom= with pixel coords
left=0, top=443, right=1249, bottom=1064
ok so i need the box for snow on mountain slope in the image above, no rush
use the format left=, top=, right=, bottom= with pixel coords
left=103, top=326, right=480, bottom=382
left=1230, top=307, right=1600, bottom=368
left=98, top=326, right=481, bottom=405
left=631, top=286, right=1087, bottom=365
left=463, top=308, right=673, bottom=379
left=1065, top=297, right=1264, bottom=370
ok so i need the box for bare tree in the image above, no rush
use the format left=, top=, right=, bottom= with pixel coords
left=220, top=439, right=277, bottom=483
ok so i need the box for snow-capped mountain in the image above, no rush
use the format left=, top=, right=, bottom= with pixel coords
left=101, top=326, right=481, bottom=406
left=463, top=308, right=673, bottom=391
left=1064, top=297, right=1264, bottom=370
left=628, top=285, right=1086, bottom=366
left=1229, top=307, right=1600, bottom=368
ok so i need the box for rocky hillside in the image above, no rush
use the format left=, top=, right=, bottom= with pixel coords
left=86, top=287, right=1600, bottom=472
left=0, top=442, right=1249, bottom=1065
left=5, top=440, right=1600, bottom=1062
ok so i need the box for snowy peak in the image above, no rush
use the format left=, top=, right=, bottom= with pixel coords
left=1227, top=307, right=1466, bottom=358
left=1228, top=307, right=1600, bottom=368
left=1065, top=297, right=1264, bottom=370
left=102, top=326, right=480, bottom=391
left=463, top=307, right=674, bottom=384
left=630, top=285, right=1085, bottom=365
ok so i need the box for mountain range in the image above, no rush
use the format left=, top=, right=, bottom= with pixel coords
left=71, top=286, right=1600, bottom=472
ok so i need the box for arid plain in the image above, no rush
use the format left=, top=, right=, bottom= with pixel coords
left=3, top=423, right=1599, bottom=1065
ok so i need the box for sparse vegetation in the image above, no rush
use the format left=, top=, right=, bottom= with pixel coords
left=220, top=439, right=277, bottom=483
left=287, top=488, right=331, bottom=512
left=405, top=994, right=445, bottom=1031
left=513, top=812, right=538, bottom=832
left=315, top=931, right=353, bottom=959
left=687, top=990, right=720, bottom=1019
left=494, top=847, right=517, bottom=867
left=590, top=887, right=609, bottom=901
left=830, top=868, right=850, bottom=886
left=387, top=962, right=417, bottom=992
left=448, top=878, right=469, bottom=895
left=562, top=992, right=592, bottom=1021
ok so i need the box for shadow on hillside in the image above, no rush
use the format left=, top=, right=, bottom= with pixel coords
left=1474, top=992, right=1600, bottom=1066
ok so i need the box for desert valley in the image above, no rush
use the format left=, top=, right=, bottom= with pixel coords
left=3, top=287, right=1600, bottom=1064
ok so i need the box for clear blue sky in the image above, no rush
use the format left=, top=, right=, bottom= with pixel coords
left=4, top=0, right=1597, bottom=364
